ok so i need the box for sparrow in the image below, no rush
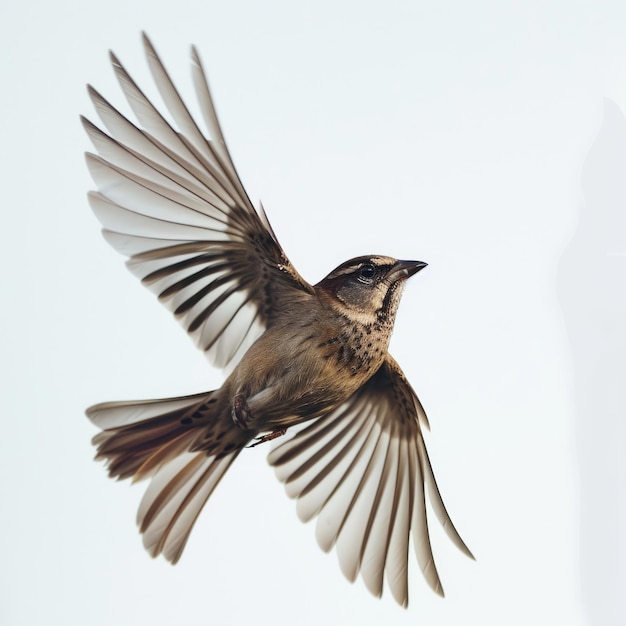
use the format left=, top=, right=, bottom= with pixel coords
left=83, top=33, right=473, bottom=607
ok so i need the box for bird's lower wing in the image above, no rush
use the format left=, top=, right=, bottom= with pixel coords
left=267, top=355, right=473, bottom=607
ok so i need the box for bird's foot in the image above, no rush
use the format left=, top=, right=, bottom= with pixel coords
left=247, top=429, right=287, bottom=448
left=232, top=393, right=255, bottom=429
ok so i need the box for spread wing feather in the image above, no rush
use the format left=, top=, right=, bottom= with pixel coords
left=268, top=355, right=474, bottom=607
left=84, top=33, right=313, bottom=371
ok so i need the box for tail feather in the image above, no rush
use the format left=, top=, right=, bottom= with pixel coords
left=141, top=452, right=239, bottom=562
left=87, top=390, right=247, bottom=562
left=133, top=430, right=196, bottom=483
left=87, top=392, right=210, bottom=428
left=88, top=392, right=211, bottom=480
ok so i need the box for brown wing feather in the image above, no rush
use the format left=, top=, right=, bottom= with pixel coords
left=267, top=354, right=473, bottom=607
left=84, top=33, right=313, bottom=370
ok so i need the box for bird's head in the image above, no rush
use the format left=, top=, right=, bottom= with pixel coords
left=315, top=256, right=427, bottom=326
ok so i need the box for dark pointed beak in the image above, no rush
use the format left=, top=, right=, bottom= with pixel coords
left=393, top=259, right=428, bottom=279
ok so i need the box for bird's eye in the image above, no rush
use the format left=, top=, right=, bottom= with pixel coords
left=359, top=264, right=375, bottom=279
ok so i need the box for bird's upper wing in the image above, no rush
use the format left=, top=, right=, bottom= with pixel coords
left=83, top=33, right=313, bottom=370
left=267, top=354, right=474, bottom=607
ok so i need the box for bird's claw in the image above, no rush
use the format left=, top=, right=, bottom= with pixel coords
left=247, top=429, right=287, bottom=448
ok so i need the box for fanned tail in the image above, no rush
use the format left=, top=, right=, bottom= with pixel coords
left=87, top=390, right=247, bottom=563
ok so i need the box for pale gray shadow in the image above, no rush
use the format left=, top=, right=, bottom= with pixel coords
left=558, top=99, right=626, bottom=626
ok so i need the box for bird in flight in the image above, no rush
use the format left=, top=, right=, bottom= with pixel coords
left=83, top=33, right=473, bottom=607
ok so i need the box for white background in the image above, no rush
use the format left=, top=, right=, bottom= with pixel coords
left=1, top=2, right=624, bottom=625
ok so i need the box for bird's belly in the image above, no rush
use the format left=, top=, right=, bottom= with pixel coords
left=226, top=320, right=385, bottom=433
left=244, top=356, right=377, bottom=433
